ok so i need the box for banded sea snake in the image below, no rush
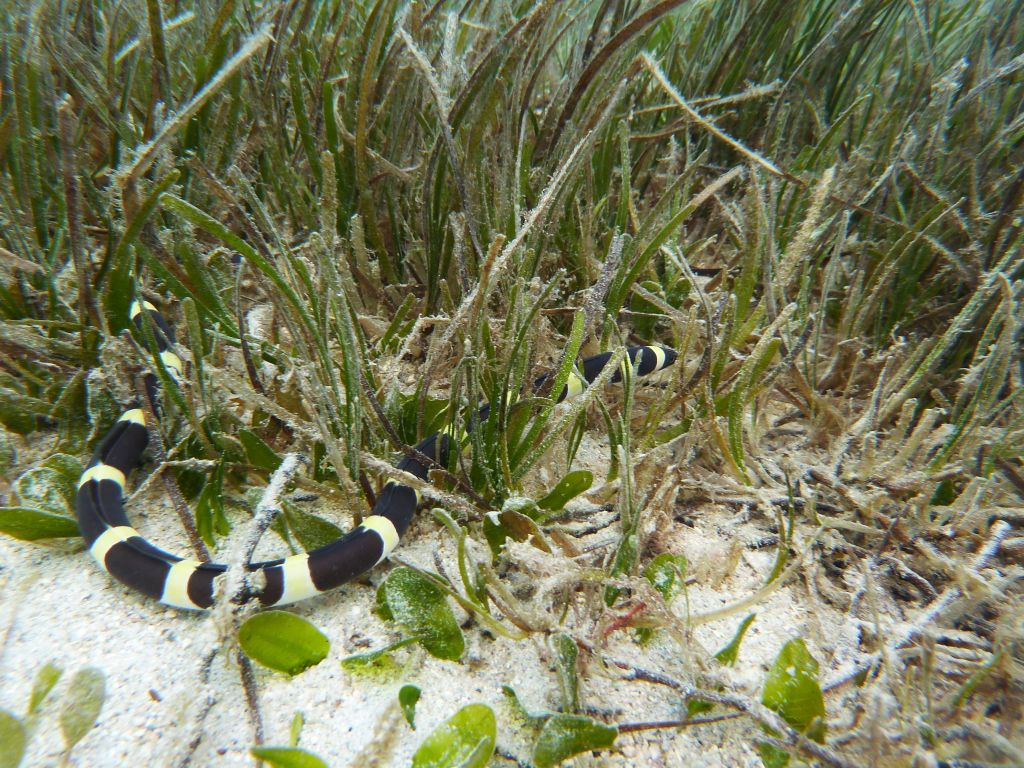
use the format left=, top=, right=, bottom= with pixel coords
left=75, top=300, right=677, bottom=610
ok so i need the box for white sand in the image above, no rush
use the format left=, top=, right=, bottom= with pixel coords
left=1, top=409, right=872, bottom=768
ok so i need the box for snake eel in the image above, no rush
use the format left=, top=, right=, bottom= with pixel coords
left=74, top=300, right=677, bottom=610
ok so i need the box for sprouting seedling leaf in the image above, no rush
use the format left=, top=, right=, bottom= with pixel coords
left=339, top=638, right=413, bottom=676
left=289, top=711, right=304, bottom=747
left=687, top=697, right=714, bottom=718
left=643, top=553, right=687, bottom=603
left=59, top=667, right=105, bottom=753
left=238, top=611, right=330, bottom=675
left=0, top=709, right=26, bottom=768
left=604, top=531, right=639, bottom=607
left=500, top=685, right=549, bottom=731
left=0, top=507, right=80, bottom=541
left=378, top=567, right=464, bottom=662
left=411, top=703, right=496, bottom=768
left=537, top=470, right=593, bottom=511
left=715, top=614, right=757, bottom=666
left=551, top=633, right=579, bottom=713
left=250, top=746, right=329, bottom=768
left=951, top=650, right=1003, bottom=711
left=766, top=482, right=796, bottom=586
left=399, top=684, right=421, bottom=729
left=14, top=467, right=75, bottom=515
left=759, top=638, right=826, bottom=767
left=532, top=714, right=617, bottom=768
left=28, top=662, right=62, bottom=715
left=689, top=614, right=759, bottom=717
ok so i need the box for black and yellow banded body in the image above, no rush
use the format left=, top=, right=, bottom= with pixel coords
left=75, top=301, right=677, bottom=610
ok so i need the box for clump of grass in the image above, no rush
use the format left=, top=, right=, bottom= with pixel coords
left=0, top=1, right=1021, bottom=766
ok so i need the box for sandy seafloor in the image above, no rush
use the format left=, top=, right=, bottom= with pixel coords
left=0, top=424, right=867, bottom=768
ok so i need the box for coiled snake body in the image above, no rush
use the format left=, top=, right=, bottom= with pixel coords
left=75, top=300, right=677, bottom=610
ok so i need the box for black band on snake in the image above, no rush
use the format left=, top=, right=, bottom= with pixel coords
left=75, top=300, right=677, bottom=610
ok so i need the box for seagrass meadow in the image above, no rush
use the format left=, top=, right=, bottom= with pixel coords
left=0, top=0, right=1022, bottom=766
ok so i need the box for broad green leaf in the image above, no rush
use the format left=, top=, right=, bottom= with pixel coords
left=0, top=389, right=41, bottom=434
left=59, top=667, right=105, bottom=751
left=0, top=507, right=79, bottom=540
left=498, top=508, right=551, bottom=552
left=501, top=496, right=543, bottom=521
left=482, top=512, right=509, bottom=557
left=379, top=568, right=464, bottom=661
left=84, top=384, right=120, bottom=448
left=643, top=553, right=687, bottom=603
left=250, top=746, right=329, bottom=768
left=14, top=467, right=74, bottom=515
left=238, top=611, right=329, bottom=675
left=411, top=703, right=495, bottom=768
left=399, top=684, right=421, bottom=729
left=0, top=709, right=26, bottom=768
left=282, top=501, right=344, bottom=552
left=533, top=714, right=617, bottom=768
left=239, top=428, right=282, bottom=471
left=537, top=470, right=593, bottom=511
left=551, top=634, right=578, bottom=712
left=687, top=697, right=715, bottom=717
left=762, top=638, right=826, bottom=747
left=716, top=614, right=757, bottom=666
left=28, top=662, right=62, bottom=714
left=42, top=454, right=84, bottom=488
left=757, top=742, right=791, bottom=768
left=374, top=579, right=394, bottom=622
left=211, top=432, right=246, bottom=465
